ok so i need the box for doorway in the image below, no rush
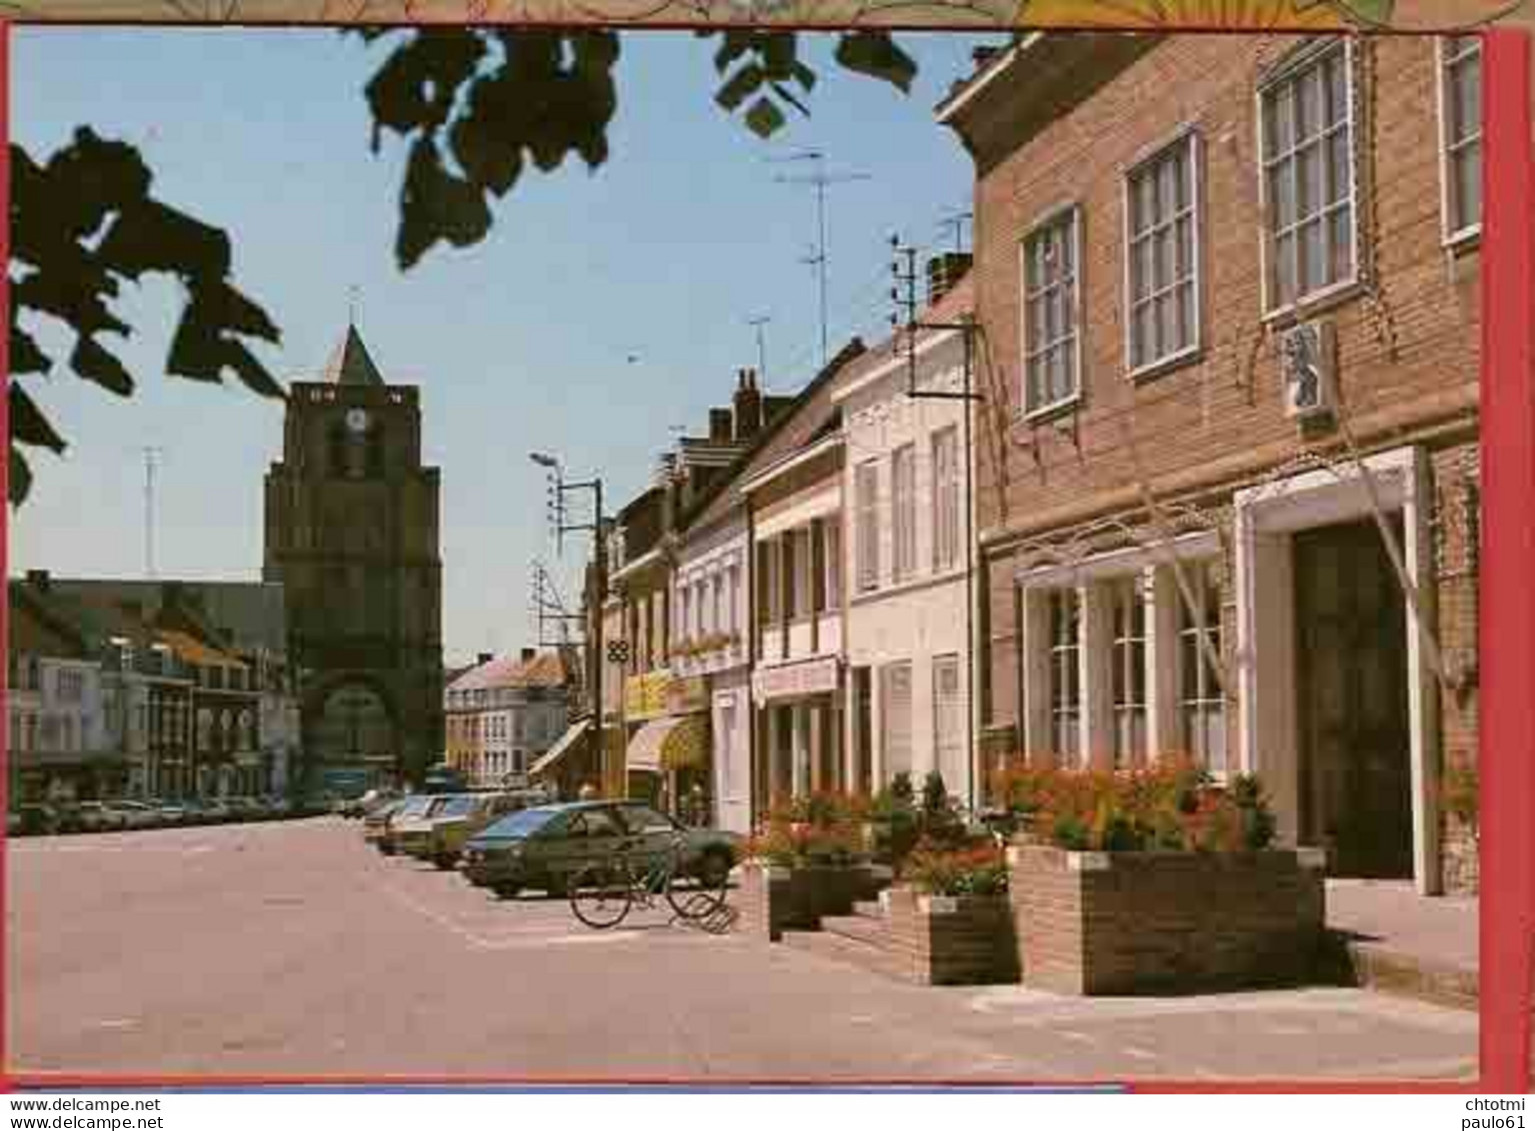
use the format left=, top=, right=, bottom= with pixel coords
left=1293, top=517, right=1414, bottom=879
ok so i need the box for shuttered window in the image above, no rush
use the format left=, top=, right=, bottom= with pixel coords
left=856, top=462, right=880, bottom=592
left=880, top=661, right=914, bottom=784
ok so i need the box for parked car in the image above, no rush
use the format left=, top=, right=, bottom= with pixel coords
left=404, top=791, right=543, bottom=870
left=155, top=801, right=188, bottom=826
left=361, top=797, right=406, bottom=850
left=459, top=800, right=742, bottom=899
left=375, top=794, right=442, bottom=855
left=11, top=804, right=60, bottom=836
left=264, top=796, right=294, bottom=818
left=105, top=800, right=161, bottom=830
left=393, top=794, right=479, bottom=864
left=69, top=801, right=118, bottom=833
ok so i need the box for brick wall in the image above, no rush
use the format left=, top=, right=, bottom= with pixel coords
left=883, top=887, right=1021, bottom=986
left=963, top=36, right=1483, bottom=734
left=1009, top=844, right=1326, bottom=995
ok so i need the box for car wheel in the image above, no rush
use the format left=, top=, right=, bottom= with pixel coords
left=493, top=884, right=521, bottom=900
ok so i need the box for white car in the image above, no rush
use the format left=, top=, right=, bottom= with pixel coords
left=105, top=800, right=161, bottom=830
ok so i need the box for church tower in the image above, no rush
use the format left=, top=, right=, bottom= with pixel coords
left=263, top=325, right=443, bottom=792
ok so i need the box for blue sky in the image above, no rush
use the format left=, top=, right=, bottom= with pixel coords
left=9, top=28, right=998, bottom=667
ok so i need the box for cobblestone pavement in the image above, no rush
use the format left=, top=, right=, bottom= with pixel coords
left=5, top=819, right=1478, bottom=1082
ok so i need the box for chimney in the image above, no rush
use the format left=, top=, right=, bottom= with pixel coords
left=927, top=252, right=973, bottom=307
left=708, top=408, right=733, bottom=443
left=521, top=647, right=536, bottom=662
left=25, top=569, right=49, bottom=593
left=733, top=368, right=763, bottom=441
left=477, top=652, right=493, bottom=666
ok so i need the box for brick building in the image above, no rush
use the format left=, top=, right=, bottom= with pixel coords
left=940, top=32, right=1489, bottom=895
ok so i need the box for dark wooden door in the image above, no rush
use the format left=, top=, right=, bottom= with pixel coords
left=1294, top=518, right=1414, bottom=878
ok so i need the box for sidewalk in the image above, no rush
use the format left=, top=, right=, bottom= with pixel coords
left=1327, top=880, right=1479, bottom=1010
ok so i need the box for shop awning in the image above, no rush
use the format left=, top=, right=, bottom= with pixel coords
left=626, top=715, right=710, bottom=775
left=529, top=718, right=592, bottom=779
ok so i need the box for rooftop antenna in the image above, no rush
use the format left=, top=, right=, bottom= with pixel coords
left=142, top=446, right=162, bottom=580
left=937, top=209, right=973, bottom=256
left=747, top=315, right=771, bottom=384
left=348, top=285, right=361, bottom=328
left=772, top=150, right=871, bottom=370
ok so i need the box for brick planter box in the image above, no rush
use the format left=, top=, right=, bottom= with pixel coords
left=1008, top=844, right=1327, bottom=995
left=737, top=861, right=873, bottom=941
left=882, top=886, right=1021, bottom=986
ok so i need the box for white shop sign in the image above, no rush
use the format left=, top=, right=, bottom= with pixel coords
left=752, top=657, right=841, bottom=705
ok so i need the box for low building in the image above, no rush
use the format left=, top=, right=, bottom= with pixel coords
left=7, top=577, right=112, bottom=803
left=942, top=32, right=1488, bottom=895
left=446, top=649, right=570, bottom=788
left=834, top=264, right=978, bottom=806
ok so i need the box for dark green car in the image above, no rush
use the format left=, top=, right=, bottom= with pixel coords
left=459, top=800, right=741, bottom=899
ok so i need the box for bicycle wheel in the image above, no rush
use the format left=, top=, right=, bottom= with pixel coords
left=664, top=857, right=728, bottom=921
left=569, top=863, right=633, bottom=930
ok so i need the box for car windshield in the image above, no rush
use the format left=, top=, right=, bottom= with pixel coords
left=435, top=795, right=476, bottom=818
left=397, top=796, right=432, bottom=818
left=478, top=807, right=560, bottom=840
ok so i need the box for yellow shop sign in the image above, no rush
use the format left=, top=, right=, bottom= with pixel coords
left=624, top=671, right=672, bottom=721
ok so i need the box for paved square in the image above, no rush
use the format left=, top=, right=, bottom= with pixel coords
left=5, top=819, right=1478, bottom=1081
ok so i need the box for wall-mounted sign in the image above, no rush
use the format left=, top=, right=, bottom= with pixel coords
left=752, top=657, right=841, bottom=705
left=624, top=671, right=672, bottom=721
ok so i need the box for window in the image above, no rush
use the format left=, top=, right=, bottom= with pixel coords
left=892, top=445, right=917, bottom=582
left=856, top=462, right=880, bottom=592
left=880, top=661, right=913, bottom=783
left=824, top=521, right=843, bottom=610
left=1440, top=35, right=1482, bottom=242
left=680, top=586, right=692, bottom=642
left=931, top=427, right=960, bottom=570
left=9, top=714, right=19, bottom=754
left=1049, top=591, right=1081, bottom=765
left=1021, top=207, right=1081, bottom=414
left=1126, top=134, right=1200, bottom=372
left=1110, top=577, right=1148, bottom=768
left=712, top=575, right=724, bottom=639
left=1178, top=561, right=1227, bottom=775
left=728, top=566, right=741, bottom=636
left=1259, top=40, right=1356, bottom=312
left=792, top=527, right=814, bottom=618
left=932, top=654, right=963, bottom=786
left=759, top=539, right=782, bottom=625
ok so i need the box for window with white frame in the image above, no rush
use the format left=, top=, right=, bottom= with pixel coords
left=1049, top=590, right=1081, bottom=765
left=892, top=444, right=917, bottom=582
left=728, top=565, right=741, bottom=636
left=1440, top=35, right=1482, bottom=242
left=1259, top=40, right=1357, bottom=312
left=824, top=520, right=843, bottom=609
left=1178, top=561, right=1227, bottom=775
left=932, top=654, right=963, bottom=786
left=1127, top=134, right=1200, bottom=372
left=1021, top=208, right=1081, bottom=414
left=855, top=462, right=880, bottom=592
left=880, top=661, right=913, bottom=783
left=1110, top=577, right=1148, bottom=768
left=712, top=574, right=724, bottom=639
left=760, top=539, right=782, bottom=625
left=931, top=426, right=960, bottom=570
left=792, top=526, right=815, bottom=619
left=679, top=587, right=691, bottom=643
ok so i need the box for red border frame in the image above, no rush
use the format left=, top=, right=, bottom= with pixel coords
left=0, top=23, right=1529, bottom=1095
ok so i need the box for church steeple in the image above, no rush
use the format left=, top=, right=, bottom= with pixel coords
left=322, top=324, right=386, bottom=386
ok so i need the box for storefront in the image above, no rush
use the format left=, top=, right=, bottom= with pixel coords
left=751, top=655, right=844, bottom=816
left=622, top=670, right=713, bottom=822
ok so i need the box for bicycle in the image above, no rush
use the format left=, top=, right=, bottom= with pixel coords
left=568, top=833, right=730, bottom=930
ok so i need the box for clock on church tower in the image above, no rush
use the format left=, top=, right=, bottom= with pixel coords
left=262, top=323, right=444, bottom=794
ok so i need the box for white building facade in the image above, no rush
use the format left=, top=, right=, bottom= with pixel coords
left=836, top=320, right=977, bottom=807
left=670, top=517, right=752, bottom=834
